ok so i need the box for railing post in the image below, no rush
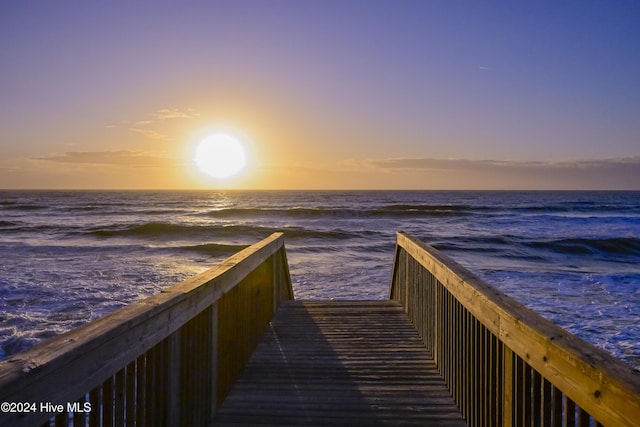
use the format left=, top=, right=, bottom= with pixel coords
left=166, top=330, right=181, bottom=426
left=273, top=252, right=278, bottom=314
left=210, top=301, right=219, bottom=420
left=502, top=346, right=514, bottom=427
left=404, top=251, right=410, bottom=312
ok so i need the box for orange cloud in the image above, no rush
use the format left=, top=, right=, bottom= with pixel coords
left=34, top=150, right=179, bottom=167
left=129, top=128, right=170, bottom=140
left=366, top=156, right=640, bottom=190
left=152, top=108, right=200, bottom=120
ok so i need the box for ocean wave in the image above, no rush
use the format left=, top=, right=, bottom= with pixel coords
left=201, top=204, right=477, bottom=219
left=200, top=207, right=365, bottom=218
left=284, top=228, right=353, bottom=239
left=437, top=235, right=640, bottom=258
left=371, top=205, right=475, bottom=217
left=86, top=222, right=352, bottom=240
left=433, top=235, right=516, bottom=250
left=137, top=209, right=192, bottom=215
left=66, top=206, right=100, bottom=211
left=529, top=237, right=640, bottom=257
left=431, top=241, right=636, bottom=267
left=513, top=205, right=640, bottom=215
left=177, top=243, right=249, bottom=255
left=293, top=241, right=395, bottom=254
left=0, top=204, right=49, bottom=211
left=201, top=207, right=285, bottom=217
left=1, top=224, right=63, bottom=233
left=287, top=207, right=357, bottom=217
left=88, top=222, right=256, bottom=237
left=381, top=204, right=473, bottom=212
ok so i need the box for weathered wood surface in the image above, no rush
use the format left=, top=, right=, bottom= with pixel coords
left=391, top=231, right=640, bottom=426
left=213, top=300, right=466, bottom=426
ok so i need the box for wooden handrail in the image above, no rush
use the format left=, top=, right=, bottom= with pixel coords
left=390, top=231, right=640, bottom=426
left=0, top=232, right=293, bottom=426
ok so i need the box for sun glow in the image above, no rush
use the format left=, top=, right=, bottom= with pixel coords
left=194, top=133, right=246, bottom=179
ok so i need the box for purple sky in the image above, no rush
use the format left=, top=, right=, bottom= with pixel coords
left=1, top=1, right=639, bottom=189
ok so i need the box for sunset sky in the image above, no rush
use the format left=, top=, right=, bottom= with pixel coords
left=1, top=1, right=639, bottom=190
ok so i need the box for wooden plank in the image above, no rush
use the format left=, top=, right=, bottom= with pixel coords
left=72, top=396, right=85, bottom=427
left=166, top=330, right=181, bottom=426
left=135, top=354, right=146, bottom=427
left=102, top=376, right=114, bottom=427
left=54, top=411, right=66, bottom=427
left=502, top=347, right=513, bottom=427
left=114, top=368, right=125, bottom=426
left=393, top=231, right=640, bottom=426
left=213, top=300, right=465, bottom=426
left=125, top=360, right=136, bottom=426
left=89, top=387, right=100, bottom=426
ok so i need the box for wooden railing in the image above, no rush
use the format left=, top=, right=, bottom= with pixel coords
left=390, top=231, right=640, bottom=427
left=0, top=232, right=293, bottom=427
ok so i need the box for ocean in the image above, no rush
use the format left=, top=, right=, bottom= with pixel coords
left=1, top=190, right=639, bottom=371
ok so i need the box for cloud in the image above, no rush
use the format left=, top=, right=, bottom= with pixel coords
left=152, top=108, right=200, bottom=120
left=370, top=156, right=640, bottom=172
left=122, top=107, right=200, bottom=140
left=367, top=156, right=640, bottom=189
left=129, top=128, right=170, bottom=140
left=34, top=150, right=179, bottom=167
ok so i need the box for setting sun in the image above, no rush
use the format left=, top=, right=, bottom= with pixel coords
left=194, top=133, right=246, bottom=179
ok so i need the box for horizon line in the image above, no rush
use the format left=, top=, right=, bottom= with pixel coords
left=1, top=188, right=638, bottom=192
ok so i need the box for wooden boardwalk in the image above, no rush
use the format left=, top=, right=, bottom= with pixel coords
left=3, top=233, right=638, bottom=426
left=212, top=300, right=466, bottom=426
